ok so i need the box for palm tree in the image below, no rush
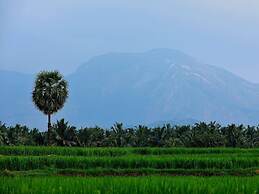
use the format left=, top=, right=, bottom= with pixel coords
left=0, top=122, right=9, bottom=145
left=32, top=71, right=68, bottom=142
left=52, top=119, right=80, bottom=146
left=111, top=123, right=125, bottom=147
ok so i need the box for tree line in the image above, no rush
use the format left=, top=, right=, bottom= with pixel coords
left=1, top=119, right=258, bottom=147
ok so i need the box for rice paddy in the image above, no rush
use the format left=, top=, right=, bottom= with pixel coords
left=0, top=146, right=258, bottom=193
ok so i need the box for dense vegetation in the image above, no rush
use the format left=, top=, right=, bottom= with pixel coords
left=0, top=146, right=258, bottom=193
left=1, top=176, right=259, bottom=194
left=1, top=119, right=258, bottom=147
left=0, top=146, right=258, bottom=176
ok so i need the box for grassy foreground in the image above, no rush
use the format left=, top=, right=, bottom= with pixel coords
left=0, top=147, right=259, bottom=193
left=1, top=176, right=259, bottom=194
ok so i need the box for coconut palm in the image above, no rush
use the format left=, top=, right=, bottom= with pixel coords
left=51, top=119, right=80, bottom=146
left=32, top=71, right=68, bottom=142
left=0, top=122, right=9, bottom=145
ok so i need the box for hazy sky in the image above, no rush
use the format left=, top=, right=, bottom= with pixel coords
left=1, top=0, right=259, bottom=82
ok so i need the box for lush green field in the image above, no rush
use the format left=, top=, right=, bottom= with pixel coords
left=1, top=146, right=259, bottom=156
left=0, top=146, right=259, bottom=193
left=1, top=176, right=259, bottom=194
left=0, top=146, right=258, bottom=176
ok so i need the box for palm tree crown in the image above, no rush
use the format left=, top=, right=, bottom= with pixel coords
left=32, top=71, right=68, bottom=115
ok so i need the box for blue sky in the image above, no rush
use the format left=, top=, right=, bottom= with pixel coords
left=1, top=0, right=259, bottom=82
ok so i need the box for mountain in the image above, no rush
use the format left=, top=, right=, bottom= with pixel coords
left=1, top=48, right=259, bottom=129
left=0, top=70, right=42, bottom=127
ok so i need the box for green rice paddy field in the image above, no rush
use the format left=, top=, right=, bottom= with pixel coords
left=0, top=146, right=259, bottom=194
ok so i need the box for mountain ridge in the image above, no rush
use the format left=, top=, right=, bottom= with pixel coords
left=1, top=48, right=259, bottom=129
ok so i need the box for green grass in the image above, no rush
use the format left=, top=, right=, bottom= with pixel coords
left=0, top=147, right=259, bottom=176
left=1, top=146, right=258, bottom=156
left=1, top=176, right=259, bottom=194
left=0, top=155, right=258, bottom=171
left=1, top=146, right=259, bottom=193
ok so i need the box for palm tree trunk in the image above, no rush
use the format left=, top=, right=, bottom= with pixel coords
left=48, top=114, right=51, bottom=144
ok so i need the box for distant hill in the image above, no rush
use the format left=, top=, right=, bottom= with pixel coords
left=1, top=48, right=259, bottom=129
left=148, top=119, right=199, bottom=128
left=0, top=70, right=41, bottom=127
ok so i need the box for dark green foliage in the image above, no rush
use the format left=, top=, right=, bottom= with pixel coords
left=135, top=125, right=152, bottom=147
left=0, top=120, right=258, bottom=147
left=7, top=125, right=35, bottom=146
left=244, top=125, right=259, bottom=148
left=190, top=122, right=225, bottom=147
left=29, top=128, right=45, bottom=146
left=51, top=119, right=80, bottom=146
left=0, top=122, right=9, bottom=145
left=221, top=124, right=246, bottom=147
left=78, top=126, right=105, bottom=147
left=32, top=71, right=68, bottom=115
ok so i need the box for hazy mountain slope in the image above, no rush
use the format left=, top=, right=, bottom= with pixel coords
left=1, top=49, right=259, bottom=128
left=63, top=49, right=259, bottom=126
left=0, top=71, right=44, bottom=127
